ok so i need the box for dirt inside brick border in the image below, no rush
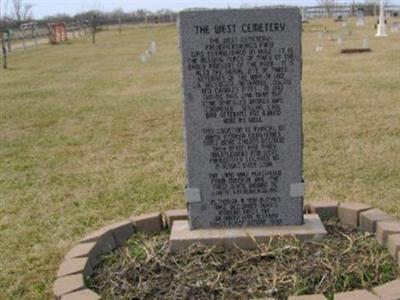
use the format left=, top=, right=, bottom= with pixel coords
left=89, top=220, right=399, bottom=300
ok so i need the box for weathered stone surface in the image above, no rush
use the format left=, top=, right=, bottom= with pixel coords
left=53, top=274, right=85, bottom=299
left=79, top=219, right=132, bottom=245
left=163, top=209, right=188, bottom=229
left=132, top=212, right=163, bottom=233
left=80, top=228, right=108, bottom=243
left=338, top=202, right=372, bottom=227
left=169, top=214, right=326, bottom=252
left=288, top=295, right=327, bottom=300
left=386, top=234, right=400, bottom=259
left=65, top=233, right=116, bottom=268
left=92, top=232, right=116, bottom=256
left=376, top=220, right=400, bottom=245
left=102, top=219, right=134, bottom=247
left=373, top=279, right=400, bottom=300
left=308, top=201, right=338, bottom=220
left=57, top=258, right=92, bottom=278
left=65, top=242, right=97, bottom=260
left=334, top=289, right=380, bottom=300
left=359, top=208, right=394, bottom=233
left=179, top=8, right=304, bottom=229
left=60, top=289, right=101, bottom=300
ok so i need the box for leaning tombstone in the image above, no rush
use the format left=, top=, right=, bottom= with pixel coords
left=170, top=8, right=327, bottom=251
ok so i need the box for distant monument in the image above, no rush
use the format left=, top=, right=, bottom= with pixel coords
left=376, top=0, right=388, bottom=37
left=170, top=7, right=326, bottom=251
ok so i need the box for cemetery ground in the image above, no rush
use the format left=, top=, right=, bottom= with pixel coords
left=90, top=220, right=398, bottom=299
left=0, top=17, right=399, bottom=299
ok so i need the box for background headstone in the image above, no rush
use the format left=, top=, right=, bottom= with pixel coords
left=391, top=22, right=400, bottom=32
left=337, top=35, right=343, bottom=46
left=139, top=53, right=148, bottom=63
left=149, top=41, right=157, bottom=54
left=362, top=38, right=369, bottom=49
left=356, top=10, right=365, bottom=26
left=179, top=8, right=304, bottom=229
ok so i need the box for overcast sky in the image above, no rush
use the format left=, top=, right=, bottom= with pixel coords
left=24, top=0, right=335, bottom=18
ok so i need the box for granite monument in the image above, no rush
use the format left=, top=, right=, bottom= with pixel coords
left=179, top=8, right=304, bottom=230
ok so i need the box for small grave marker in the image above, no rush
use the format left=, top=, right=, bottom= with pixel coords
left=149, top=41, right=156, bottom=55
left=337, top=35, right=343, bottom=46
left=139, top=53, right=148, bottom=63
left=391, top=22, right=400, bottom=33
left=362, top=38, right=369, bottom=49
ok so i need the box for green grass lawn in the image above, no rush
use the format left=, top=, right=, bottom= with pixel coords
left=0, top=17, right=399, bottom=299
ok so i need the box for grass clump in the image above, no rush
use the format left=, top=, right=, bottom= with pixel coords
left=89, top=220, right=398, bottom=300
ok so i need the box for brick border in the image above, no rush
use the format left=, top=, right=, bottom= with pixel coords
left=54, top=204, right=400, bottom=299
left=53, top=213, right=164, bottom=299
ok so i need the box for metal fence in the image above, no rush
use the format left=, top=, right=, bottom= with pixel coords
left=1, top=5, right=399, bottom=54
left=301, top=4, right=400, bottom=20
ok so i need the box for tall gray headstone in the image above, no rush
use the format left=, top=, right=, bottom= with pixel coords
left=179, top=8, right=303, bottom=230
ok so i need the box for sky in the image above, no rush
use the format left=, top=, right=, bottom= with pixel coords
left=25, top=0, right=327, bottom=18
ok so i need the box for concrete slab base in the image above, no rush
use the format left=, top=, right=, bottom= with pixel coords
left=169, top=214, right=327, bottom=253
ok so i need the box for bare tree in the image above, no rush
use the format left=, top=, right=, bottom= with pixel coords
left=1, top=0, right=6, bottom=22
left=11, top=0, right=32, bottom=23
left=318, top=0, right=338, bottom=17
left=0, top=0, right=10, bottom=27
left=365, top=0, right=390, bottom=4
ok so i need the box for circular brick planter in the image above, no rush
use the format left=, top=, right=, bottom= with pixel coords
left=53, top=204, right=400, bottom=300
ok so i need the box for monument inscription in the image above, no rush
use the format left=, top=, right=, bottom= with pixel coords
left=179, top=8, right=303, bottom=229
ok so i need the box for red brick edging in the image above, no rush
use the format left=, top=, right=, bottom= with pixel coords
left=53, top=205, right=400, bottom=299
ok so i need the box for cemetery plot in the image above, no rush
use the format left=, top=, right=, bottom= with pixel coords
left=89, top=219, right=399, bottom=300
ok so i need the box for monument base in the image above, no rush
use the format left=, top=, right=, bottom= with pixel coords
left=169, top=214, right=327, bottom=253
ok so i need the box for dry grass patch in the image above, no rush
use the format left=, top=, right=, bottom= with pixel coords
left=89, top=220, right=398, bottom=300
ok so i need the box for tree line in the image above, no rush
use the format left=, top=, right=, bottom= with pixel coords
left=0, top=0, right=178, bottom=30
